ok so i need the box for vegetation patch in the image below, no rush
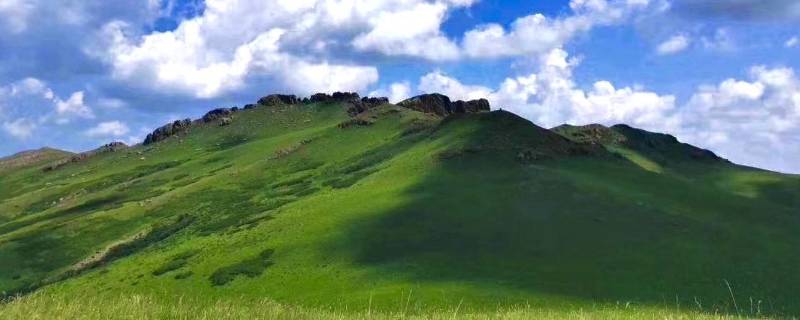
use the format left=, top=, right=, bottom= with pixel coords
left=152, top=250, right=198, bottom=276
left=270, top=139, right=314, bottom=160
left=211, top=134, right=251, bottom=151
left=209, top=249, right=275, bottom=286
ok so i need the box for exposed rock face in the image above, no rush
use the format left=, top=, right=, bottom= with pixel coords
left=202, top=108, right=233, bottom=123
left=143, top=119, right=192, bottom=145
left=398, top=93, right=451, bottom=115
left=360, top=97, right=389, bottom=109
left=452, top=99, right=490, bottom=114
left=308, top=92, right=360, bottom=104
left=218, top=117, right=233, bottom=126
left=97, top=142, right=129, bottom=153
left=348, top=96, right=390, bottom=115
left=258, top=94, right=300, bottom=106
left=398, top=94, right=490, bottom=116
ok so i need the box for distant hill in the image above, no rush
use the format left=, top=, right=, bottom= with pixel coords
left=0, top=148, right=73, bottom=174
left=0, top=93, right=798, bottom=319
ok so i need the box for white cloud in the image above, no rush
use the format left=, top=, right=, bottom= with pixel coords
left=93, top=0, right=485, bottom=99
left=369, top=82, right=412, bottom=104
left=462, top=0, right=653, bottom=59
left=657, top=34, right=691, bottom=55
left=0, top=0, right=36, bottom=33
left=352, top=2, right=461, bottom=61
left=85, top=121, right=130, bottom=137
left=786, top=36, right=799, bottom=48
left=420, top=49, right=678, bottom=130
left=0, top=78, right=93, bottom=125
left=678, top=66, right=800, bottom=172
left=415, top=49, right=800, bottom=173
left=418, top=71, right=493, bottom=101
left=3, top=118, right=37, bottom=139
left=55, top=91, right=94, bottom=119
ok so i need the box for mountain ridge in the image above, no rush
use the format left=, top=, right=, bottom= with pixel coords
left=0, top=92, right=798, bottom=318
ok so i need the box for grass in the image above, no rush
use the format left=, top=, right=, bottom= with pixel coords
left=0, top=292, right=754, bottom=320
left=0, top=101, right=798, bottom=319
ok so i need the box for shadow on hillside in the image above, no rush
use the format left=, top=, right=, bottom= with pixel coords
left=332, top=116, right=800, bottom=317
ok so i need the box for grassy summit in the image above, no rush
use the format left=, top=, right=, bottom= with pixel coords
left=0, top=93, right=798, bottom=319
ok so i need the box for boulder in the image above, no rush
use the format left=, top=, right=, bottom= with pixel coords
left=143, top=119, right=192, bottom=145
left=202, top=108, right=232, bottom=123
left=258, top=94, right=300, bottom=106
left=218, top=117, right=233, bottom=126
left=243, top=104, right=257, bottom=110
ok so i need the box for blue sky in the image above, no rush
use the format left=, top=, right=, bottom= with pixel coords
left=1, top=0, right=799, bottom=173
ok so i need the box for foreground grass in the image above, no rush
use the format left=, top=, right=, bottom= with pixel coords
left=0, top=293, right=749, bottom=320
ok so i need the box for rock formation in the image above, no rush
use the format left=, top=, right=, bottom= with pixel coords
left=258, top=94, right=300, bottom=106
left=143, top=119, right=192, bottom=145
left=397, top=94, right=490, bottom=116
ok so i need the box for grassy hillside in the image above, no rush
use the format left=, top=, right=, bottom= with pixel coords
left=0, top=96, right=798, bottom=319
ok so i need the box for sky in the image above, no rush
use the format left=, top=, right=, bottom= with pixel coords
left=0, top=0, right=799, bottom=174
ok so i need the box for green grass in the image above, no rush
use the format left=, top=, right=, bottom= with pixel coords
left=0, top=102, right=798, bottom=319
left=0, top=292, right=756, bottom=320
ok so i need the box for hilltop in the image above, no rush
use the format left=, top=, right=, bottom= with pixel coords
left=0, top=92, right=798, bottom=319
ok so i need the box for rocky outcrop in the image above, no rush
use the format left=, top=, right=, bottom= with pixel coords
left=453, top=99, right=490, bottom=114
left=202, top=108, right=233, bottom=123
left=306, top=92, right=389, bottom=115
left=218, top=117, right=233, bottom=126
left=397, top=94, right=490, bottom=116
left=258, top=94, right=300, bottom=106
left=143, top=119, right=192, bottom=145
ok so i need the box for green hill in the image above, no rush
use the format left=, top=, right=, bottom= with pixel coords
left=0, top=93, right=798, bottom=319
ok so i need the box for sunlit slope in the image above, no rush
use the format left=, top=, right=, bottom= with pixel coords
left=0, top=98, right=798, bottom=317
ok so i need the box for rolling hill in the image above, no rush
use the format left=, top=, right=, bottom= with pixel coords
left=0, top=93, right=798, bottom=319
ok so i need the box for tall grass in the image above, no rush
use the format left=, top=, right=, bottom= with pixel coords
left=0, top=293, right=754, bottom=320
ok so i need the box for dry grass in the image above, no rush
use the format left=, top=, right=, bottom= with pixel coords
left=0, top=293, right=754, bottom=320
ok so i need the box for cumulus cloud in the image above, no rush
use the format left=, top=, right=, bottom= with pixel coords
left=678, top=66, right=800, bottom=172
left=2, top=118, right=37, bottom=139
left=786, top=36, right=799, bottom=48
left=55, top=91, right=94, bottom=119
left=416, top=49, right=800, bottom=173
left=92, top=0, right=485, bottom=99
left=352, top=2, right=461, bottom=61
left=657, top=34, right=691, bottom=55
left=462, top=0, right=654, bottom=59
left=369, top=82, right=413, bottom=104
left=85, top=120, right=130, bottom=137
left=418, top=71, right=493, bottom=101
left=0, top=0, right=37, bottom=33
left=420, top=49, right=679, bottom=129
left=0, top=78, right=93, bottom=131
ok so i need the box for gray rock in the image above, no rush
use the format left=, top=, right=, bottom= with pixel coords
left=398, top=94, right=491, bottom=116
left=258, top=94, right=300, bottom=106
left=202, top=108, right=232, bottom=123
left=143, top=119, right=192, bottom=145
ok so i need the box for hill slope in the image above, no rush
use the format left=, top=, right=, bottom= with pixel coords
left=0, top=94, right=798, bottom=318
